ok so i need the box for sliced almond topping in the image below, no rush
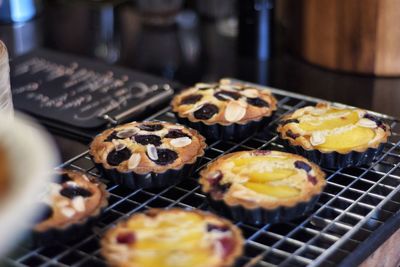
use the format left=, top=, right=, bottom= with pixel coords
left=237, top=98, right=248, bottom=108
left=72, top=196, right=86, bottom=212
left=217, top=93, right=236, bottom=100
left=147, top=144, right=158, bottom=160
left=225, top=101, right=246, bottom=122
left=56, top=199, right=69, bottom=208
left=357, top=118, right=377, bottom=128
left=172, top=124, right=185, bottom=130
left=170, top=137, right=192, bottom=148
left=112, top=140, right=126, bottom=151
left=82, top=175, right=90, bottom=182
left=208, top=170, right=222, bottom=180
left=241, top=89, right=259, bottom=98
left=195, top=83, right=213, bottom=89
left=128, top=153, right=141, bottom=169
left=219, top=78, right=231, bottom=85
left=61, top=207, right=76, bottom=218
left=182, top=103, right=204, bottom=115
left=66, top=181, right=78, bottom=187
left=116, top=128, right=139, bottom=138
left=219, top=84, right=236, bottom=91
left=310, top=132, right=326, bottom=146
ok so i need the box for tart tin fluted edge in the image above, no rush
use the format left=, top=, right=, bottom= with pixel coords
left=174, top=112, right=274, bottom=141
left=206, top=194, right=321, bottom=226
left=280, top=138, right=386, bottom=169
left=94, top=159, right=200, bottom=190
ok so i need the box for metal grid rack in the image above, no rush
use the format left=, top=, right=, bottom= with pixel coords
left=2, top=86, right=400, bottom=267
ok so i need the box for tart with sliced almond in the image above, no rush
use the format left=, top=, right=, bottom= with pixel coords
left=33, top=169, right=108, bottom=243
left=171, top=78, right=278, bottom=140
left=277, top=103, right=391, bottom=168
left=101, top=209, right=243, bottom=267
left=90, top=121, right=206, bottom=189
left=199, top=150, right=326, bottom=225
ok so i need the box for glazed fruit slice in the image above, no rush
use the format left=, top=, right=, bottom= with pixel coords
left=316, top=126, right=375, bottom=150
left=245, top=169, right=296, bottom=183
left=244, top=182, right=300, bottom=198
left=298, top=109, right=360, bottom=132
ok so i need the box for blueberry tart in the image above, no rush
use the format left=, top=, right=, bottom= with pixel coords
left=33, top=169, right=108, bottom=243
left=277, top=103, right=391, bottom=168
left=101, top=208, right=243, bottom=267
left=90, top=121, right=206, bottom=189
left=171, top=78, right=278, bottom=140
left=199, top=150, right=326, bottom=225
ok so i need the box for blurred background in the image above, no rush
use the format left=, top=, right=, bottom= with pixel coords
left=0, top=0, right=399, bottom=118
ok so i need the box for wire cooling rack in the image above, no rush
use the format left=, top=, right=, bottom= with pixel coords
left=2, top=85, right=400, bottom=267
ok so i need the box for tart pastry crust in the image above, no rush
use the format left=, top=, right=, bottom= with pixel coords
left=90, top=121, right=206, bottom=174
left=171, top=79, right=277, bottom=126
left=90, top=121, right=206, bottom=189
left=101, top=209, right=243, bottom=267
left=277, top=103, right=391, bottom=154
left=199, top=150, right=326, bottom=211
left=33, top=169, right=108, bottom=243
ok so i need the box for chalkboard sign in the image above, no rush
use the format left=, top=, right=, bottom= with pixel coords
left=10, top=49, right=176, bottom=130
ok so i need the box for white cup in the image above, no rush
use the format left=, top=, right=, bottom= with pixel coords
left=0, top=112, right=59, bottom=256
left=0, top=40, right=14, bottom=118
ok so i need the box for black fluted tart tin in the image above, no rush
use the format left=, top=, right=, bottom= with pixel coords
left=174, top=112, right=274, bottom=141
left=32, top=213, right=101, bottom=245
left=206, top=194, right=321, bottom=226
left=94, top=159, right=199, bottom=190
left=280, top=138, right=386, bottom=169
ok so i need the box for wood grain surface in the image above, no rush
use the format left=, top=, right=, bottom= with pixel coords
left=281, top=0, right=400, bottom=76
left=360, top=227, right=400, bottom=267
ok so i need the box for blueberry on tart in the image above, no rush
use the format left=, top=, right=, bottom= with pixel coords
left=171, top=78, right=278, bottom=140
left=90, top=121, right=206, bottom=189
left=277, top=103, right=391, bottom=168
left=199, top=150, right=326, bottom=225
left=101, top=209, right=243, bottom=267
left=33, top=169, right=108, bottom=243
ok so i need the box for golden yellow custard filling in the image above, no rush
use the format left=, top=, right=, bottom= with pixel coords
left=228, top=156, right=303, bottom=198
left=278, top=104, right=389, bottom=153
left=298, top=109, right=360, bottom=131
left=102, top=210, right=243, bottom=267
left=200, top=151, right=326, bottom=210
left=317, top=126, right=375, bottom=150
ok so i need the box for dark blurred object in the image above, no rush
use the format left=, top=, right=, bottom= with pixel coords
left=196, top=0, right=236, bottom=19
left=0, top=18, right=42, bottom=57
left=43, top=1, right=122, bottom=63
left=282, top=0, right=400, bottom=76
left=0, top=0, right=42, bottom=23
left=238, top=0, right=274, bottom=60
left=135, top=0, right=183, bottom=26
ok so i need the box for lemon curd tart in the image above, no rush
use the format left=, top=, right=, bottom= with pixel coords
left=90, top=121, right=206, bottom=189
left=101, top=209, right=243, bottom=267
left=199, top=150, right=326, bottom=225
left=171, top=78, right=277, bottom=140
left=277, top=103, right=391, bottom=168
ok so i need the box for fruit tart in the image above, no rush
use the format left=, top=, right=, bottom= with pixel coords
left=33, top=169, right=108, bottom=243
left=277, top=103, right=391, bottom=168
left=90, top=121, right=206, bottom=189
left=171, top=78, right=277, bottom=140
left=199, top=150, right=326, bottom=225
left=101, top=209, right=243, bottom=267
